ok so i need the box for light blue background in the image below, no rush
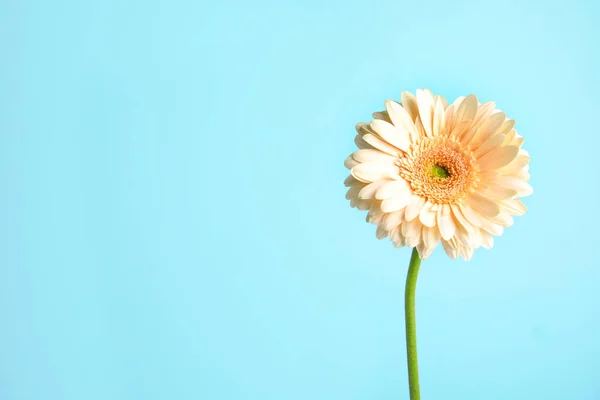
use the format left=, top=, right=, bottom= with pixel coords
left=1, top=0, right=599, bottom=399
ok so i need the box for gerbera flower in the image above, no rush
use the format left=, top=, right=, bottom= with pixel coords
left=344, top=89, right=532, bottom=260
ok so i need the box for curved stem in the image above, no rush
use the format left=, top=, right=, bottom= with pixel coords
left=405, top=248, right=422, bottom=400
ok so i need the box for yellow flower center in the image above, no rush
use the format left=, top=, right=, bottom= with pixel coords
left=399, top=137, right=478, bottom=204
left=429, top=164, right=450, bottom=179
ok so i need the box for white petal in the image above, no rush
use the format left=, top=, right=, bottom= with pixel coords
left=477, top=145, right=519, bottom=171
left=405, top=195, right=426, bottom=221
left=416, top=89, right=435, bottom=137
left=437, top=204, right=456, bottom=240
left=358, top=180, right=391, bottom=199
left=351, top=162, right=398, bottom=183
left=370, top=119, right=410, bottom=152
left=419, top=201, right=437, bottom=227
left=345, top=184, right=364, bottom=200
left=375, top=179, right=411, bottom=200
left=466, top=194, right=500, bottom=218
left=385, top=100, right=418, bottom=141
left=401, top=91, right=419, bottom=122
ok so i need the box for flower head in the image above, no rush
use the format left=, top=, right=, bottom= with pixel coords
left=344, top=89, right=531, bottom=260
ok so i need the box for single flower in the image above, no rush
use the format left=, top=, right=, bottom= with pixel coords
left=344, top=89, right=531, bottom=260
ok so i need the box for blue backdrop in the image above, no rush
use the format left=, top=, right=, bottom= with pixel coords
left=1, top=0, right=599, bottom=399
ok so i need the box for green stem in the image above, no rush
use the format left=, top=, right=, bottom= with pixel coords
left=405, top=248, right=422, bottom=400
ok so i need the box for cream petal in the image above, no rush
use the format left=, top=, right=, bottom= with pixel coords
left=437, top=95, right=448, bottom=109
left=351, top=149, right=397, bottom=163
left=422, top=225, right=441, bottom=249
left=345, top=184, right=364, bottom=200
left=444, top=104, right=456, bottom=132
left=358, top=180, right=391, bottom=199
left=477, top=145, right=519, bottom=171
left=472, top=112, right=505, bottom=145
left=492, top=176, right=533, bottom=197
left=466, top=194, right=500, bottom=217
left=454, top=94, right=478, bottom=129
left=367, top=202, right=385, bottom=224
left=375, top=179, right=411, bottom=200
left=344, top=175, right=358, bottom=187
left=383, top=209, right=405, bottom=231
left=362, top=134, right=401, bottom=156
left=472, top=134, right=505, bottom=158
left=381, top=196, right=410, bottom=213
left=450, top=203, right=474, bottom=233
left=401, top=91, right=419, bottom=122
left=498, top=119, right=516, bottom=136
left=351, top=161, right=398, bottom=183
left=355, top=122, right=372, bottom=135
left=452, top=96, right=465, bottom=108
left=432, top=98, right=446, bottom=137
left=416, top=89, right=435, bottom=137
left=356, top=200, right=371, bottom=210
left=480, top=230, right=494, bottom=249
left=370, top=119, right=410, bottom=152
left=499, top=150, right=530, bottom=173
left=344, top=155, right=360, bottom=169
left=458, top=202, right=484, bottom=227
left=458, top=244, right=474, bottom=261
left=487, top=212, right=514, bottom=227
left=437, top=204, right=456, bottom=240
left=405, top=195, right=426, bottom=221
left=441, top=239, right=459, bottom=259
left=389, top=227, right=405, bottom=248
left=372, top=110, right=392, bottom=123
left=419, top=201, right=437, bottom=227
left=472, top=101, right=496, bottom=126
left=417, top=241, right=435, bottom=260
left=376, top=225, right=388, bottom=239
left=385, top=100, right=418, bottom=141
left=478, top=183, right=517, bottom=200
left=402, top=217, right=422, bottom=240
left=458, top=126, right=478, bottom=145
left=354, top=134, right=373, bottom=150
left=498, top=199, right=527, bottom=216
left=480, top=218, right=503, bottom=236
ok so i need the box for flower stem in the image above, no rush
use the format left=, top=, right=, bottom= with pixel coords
left=405, top=248, right=422, bottom=400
